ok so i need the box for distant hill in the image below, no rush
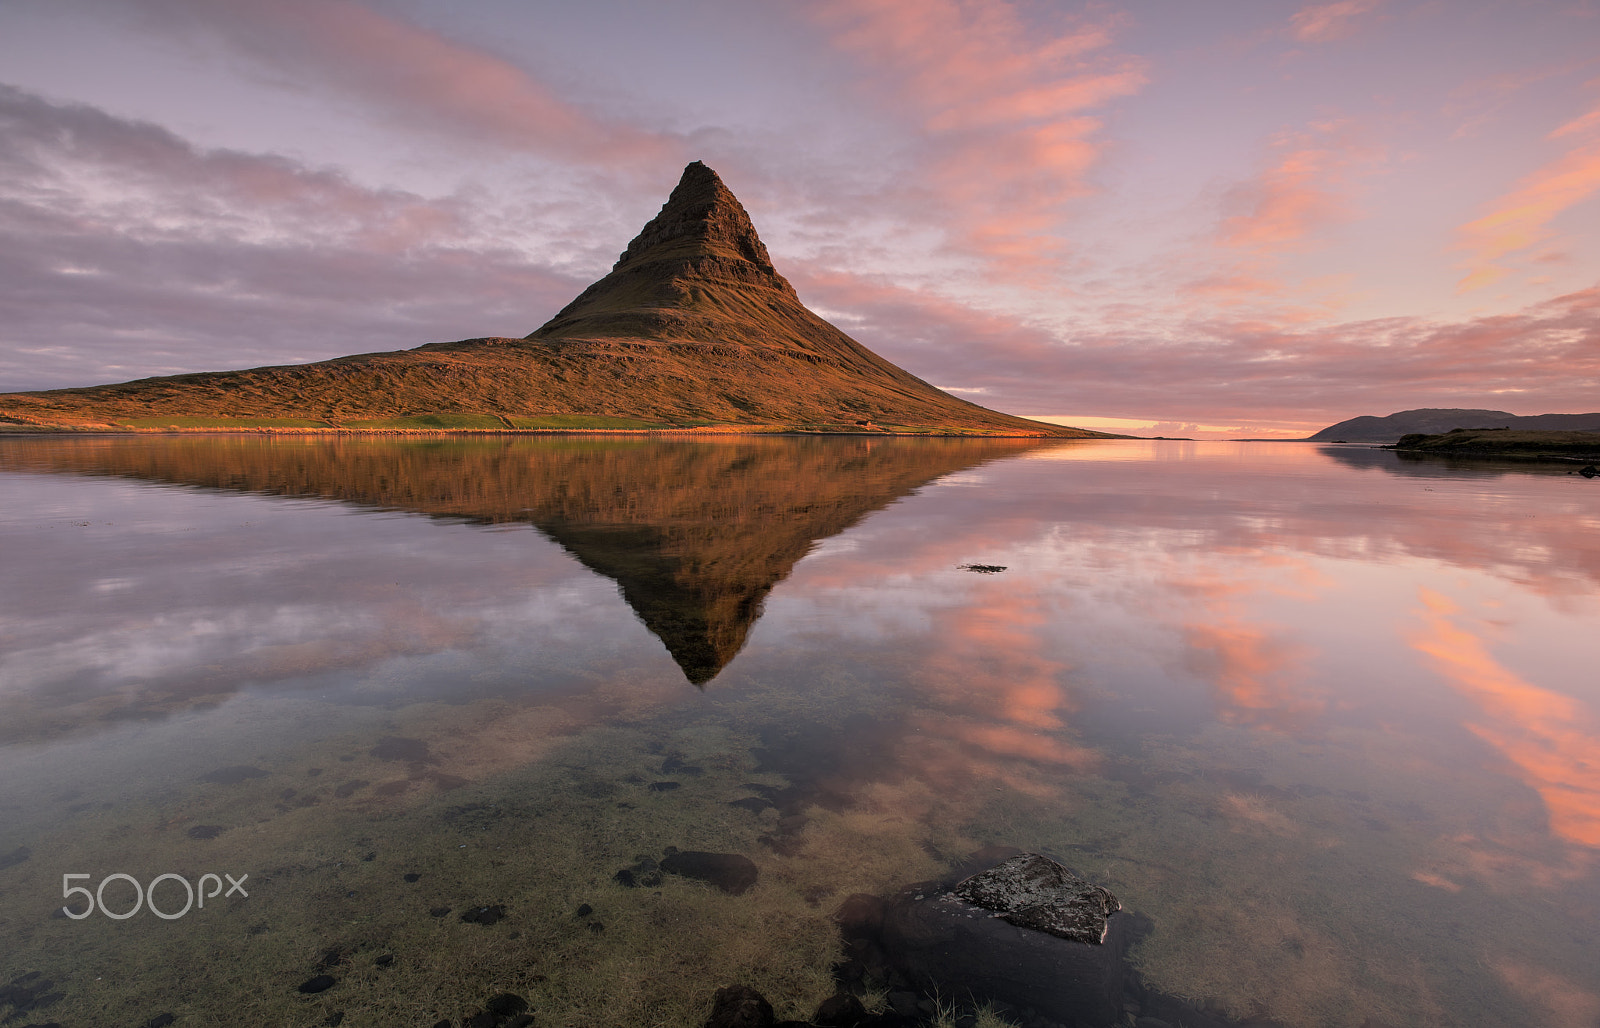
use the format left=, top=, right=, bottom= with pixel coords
left=1309, top=408, right=1600, bottom=442
left=0, top=162, right=1098, bottom=438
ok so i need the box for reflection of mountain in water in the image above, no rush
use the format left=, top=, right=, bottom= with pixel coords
left=1319, top=444, right=1590, bottom=479
left=1, top=435, right=1052, bottom=683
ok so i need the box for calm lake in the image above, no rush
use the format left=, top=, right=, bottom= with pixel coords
left=1, top=434, right=1596, bottom=1028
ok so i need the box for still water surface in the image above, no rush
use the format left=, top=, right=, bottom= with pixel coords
left=0, top=435, right=1596, bottom=1027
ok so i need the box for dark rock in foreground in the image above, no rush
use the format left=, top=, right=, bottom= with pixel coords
left=839, top=851, right=1129, bottom=1027
left=950, top=852, right=1121, bottom=944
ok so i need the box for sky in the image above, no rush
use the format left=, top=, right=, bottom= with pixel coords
left=1, top=0, right=1597, bottom=438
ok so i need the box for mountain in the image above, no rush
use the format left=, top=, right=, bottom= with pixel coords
left=0, top=162, right=1097, bottom=438
left=0, top=433, right=1059, bottom=683
left=1309, top=408, right=1600, bottom=442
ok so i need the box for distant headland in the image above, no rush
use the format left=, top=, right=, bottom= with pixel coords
left=0, top=163, right=1104, bottom=439
left=1310, top=408, right=1600, bottom=443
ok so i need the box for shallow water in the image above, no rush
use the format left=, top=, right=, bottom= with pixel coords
left=0, top=435, right=1596, bottom=1028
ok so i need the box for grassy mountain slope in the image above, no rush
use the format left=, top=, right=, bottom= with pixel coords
left=0, top=163, right=1099, bottom=438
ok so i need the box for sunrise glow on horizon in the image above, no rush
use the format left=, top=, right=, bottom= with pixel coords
left=1, top=0, right=1597, bottom=438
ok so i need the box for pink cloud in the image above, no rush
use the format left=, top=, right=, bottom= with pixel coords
left=1288, top=0, right=1381, bottom=43
left=808, top=0, right=1146, bottom=276
left=790, top=259, right=1600, bottom=430
left=0, top=86, right=582, bottom=390
left=1187, top=120, right=1382, bottom=313
left=1458, top=98, right=1600, bottom=291
left=1218, top=135, right=1361, bottom=251
left=131, top=0, right=677, bottom=165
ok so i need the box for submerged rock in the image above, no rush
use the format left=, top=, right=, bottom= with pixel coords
left=661, top=850, right=759, bottom=895
left=201, top=765, right=268, bottom=784
left=0, top=971, right=63, bottom=1018
left=703, top=984, right=773, bottom=1028
left=485, top=993, right=528, bottom=1016
left=811, top=992, right=871, bottom=1027
left=614, top=855, right=664, bottom=888
left=370, top=736, right=434, bottom=762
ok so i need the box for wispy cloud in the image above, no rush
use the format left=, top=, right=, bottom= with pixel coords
left=809, top=0, right=1145, bottom=276
left=128, top=0, right=678, bottom=164
left=1185, top=119, right=1382, bottom=314
left=794, top=259, right=1600, bottom=430
left=0, top=85, right=581, bottom=390
left=1289, top=0, right=1381, bottom=43
left=1458, top=96, right=1600, bottom=291
left=1217, top=125, right=1367, bottom=252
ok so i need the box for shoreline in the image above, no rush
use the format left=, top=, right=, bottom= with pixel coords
left=0, top=424, right=1092, bottom=439
left=1387, top=428, right=1600, bottom=465
left=1390, top=447, right=1600, bottom=465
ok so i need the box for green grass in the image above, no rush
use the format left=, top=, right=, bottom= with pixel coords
left=1394, top=428, right=1600, bottom=457
left=505, top=415, right=674, bottom=430
left=117, top=416, right=331, bottom=429
left=343, top=413, right=508, bottom=430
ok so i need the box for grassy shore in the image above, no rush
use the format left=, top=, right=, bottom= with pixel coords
left=1390, top=428, right=1600, bottom=462
left=0, top=416, right=1076, bottom=438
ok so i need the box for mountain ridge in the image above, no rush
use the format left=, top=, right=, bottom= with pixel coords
left=1309, top=408, right=1600, bottom=442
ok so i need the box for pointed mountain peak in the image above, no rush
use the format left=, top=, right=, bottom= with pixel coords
left=528, top=161, right=802, bottom=340
left=609, top=161, right=787, bottom=285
